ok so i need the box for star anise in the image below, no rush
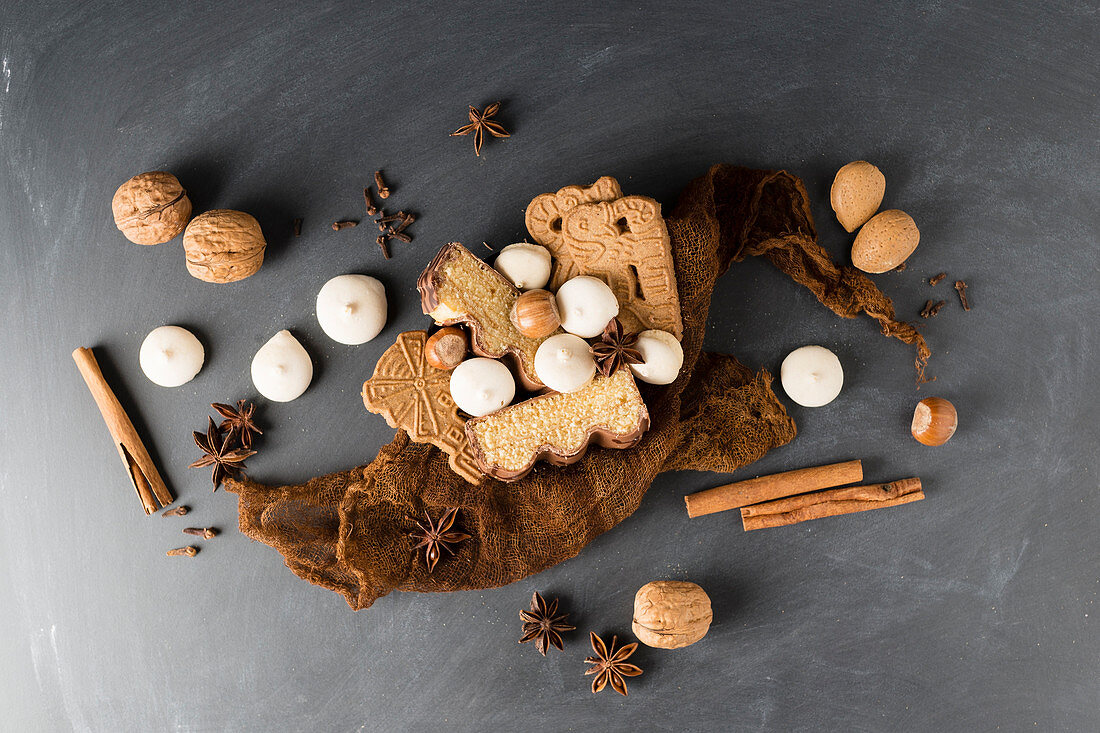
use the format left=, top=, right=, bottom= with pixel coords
left=189, top=417, right=256, bottom=491
left=450, top=102, right=510, bottom=156
left=211, top=400, right=262, bottom=449
left=518, top=591, right=576, bottom=656
left=583, top=631, right=643, bottom=696
left=409, top=508, right=471, bottom=573
left=590, top=318, right=643, bottom=377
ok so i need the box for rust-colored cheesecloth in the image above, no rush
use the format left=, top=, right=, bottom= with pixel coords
left=225, top=165, right=929, bottom=610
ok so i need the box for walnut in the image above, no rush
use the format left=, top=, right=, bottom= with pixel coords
left=182, top=210, right=266, bottom=284
left=631, top=580, right=712, bottom=649
left=112, top=171, right=192, bottom=245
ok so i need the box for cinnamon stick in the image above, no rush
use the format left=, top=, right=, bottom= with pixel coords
left=684, top=460, right=863, bottom=518
left=741, top=478, right=924, bottom=531
left=72, top=347, right=173, bottom=514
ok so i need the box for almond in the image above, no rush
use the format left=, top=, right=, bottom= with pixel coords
left=851, top=209, right=920, bottom=273
left=830, top=161, right=885, bottom=232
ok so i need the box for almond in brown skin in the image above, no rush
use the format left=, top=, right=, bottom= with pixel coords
left=851, top=209, right=920, bottom=273
left=112, top=171, right=192, bottom=245
left=632, top=580, right=712, bottom=649
left=182, top=210, right=266, bottom=283
left=830, top=161, right=885, bottom=233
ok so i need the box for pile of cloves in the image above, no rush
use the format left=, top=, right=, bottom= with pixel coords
left=919, top=272, right=972, bottom=318
left=292, top=169, right=418, bottom=259
left=364, top=169, right=415, bottom=259
left=162, top=505, right=220, bottom=557
left=328, top=169, right=417, bottom=259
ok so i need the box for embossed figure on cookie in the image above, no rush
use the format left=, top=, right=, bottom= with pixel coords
left=560, top=196, right=683, bottom=338
left=525, top=176, right=622, bottom=286
left=362, top=330, right=483, bottom=484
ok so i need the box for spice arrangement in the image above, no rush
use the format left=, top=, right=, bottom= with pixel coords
left=75, top=143, right=976, bottom=702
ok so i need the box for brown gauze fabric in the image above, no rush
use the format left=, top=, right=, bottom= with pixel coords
left=226, top=165, right=930, bottom=610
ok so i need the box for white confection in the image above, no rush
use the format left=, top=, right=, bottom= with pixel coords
left=494, top=243, right=552, bottom=291
left=139, top=325, right=204, bottom=387
left=449, top=358, right=515, bottom=417
left=251, top=330, right=313, bottom=402
left=780, top=345, right=844, bottom=407
left=535, top=333, right=597, bottom=393
left=629, top=330, right=684, bottom=385
left=554, top=276, right=619, bottom=338
left=316, top=274, right=387, bottom=345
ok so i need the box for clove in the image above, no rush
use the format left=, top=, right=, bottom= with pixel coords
left=388, top=231, right=412, bottom=243
left=374, top=170, right=390, bottom=199
left=332, top=220, right=358, bottom=231
left=920, top=299, right=946, bottom=319
left=929, top=272, right=946, bottom=286
left=363, top=187, right=377, bottom=216
left=166, top=546, right=199, bottom=557
left=393, top=212, right=415, bottom=234
left=183, top=527, right=218, bottom=539
left=376, top=212, right=405, bottom=232
left=954, top=280, right=971, bottom=311
left=162, top=505, right=189, bottom=517
left=376, top=234, right=392, bottom=260
left=292, top=218, right=302, bottom=237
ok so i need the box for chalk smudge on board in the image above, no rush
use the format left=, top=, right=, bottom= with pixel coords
left=0, top=55, right=8, bottom=133
left=30, top=624, right=89, bottom=730
left=579, top=46, right=615, bottom=75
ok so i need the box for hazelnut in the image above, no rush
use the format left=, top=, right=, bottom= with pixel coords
left=510, top=289, right=560, bottom=339
left=632, top=580, right=712, bottom=650
left=112, top=171, right=192, bottom=245
left=911, top=397, right=958, bottom=446
left=425, top=327, right=468, bottom=371
left=182, top=210, right=266, bottom=284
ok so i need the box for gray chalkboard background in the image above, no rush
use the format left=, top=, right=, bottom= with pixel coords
left=2, top=2, right=1097, bottom=731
